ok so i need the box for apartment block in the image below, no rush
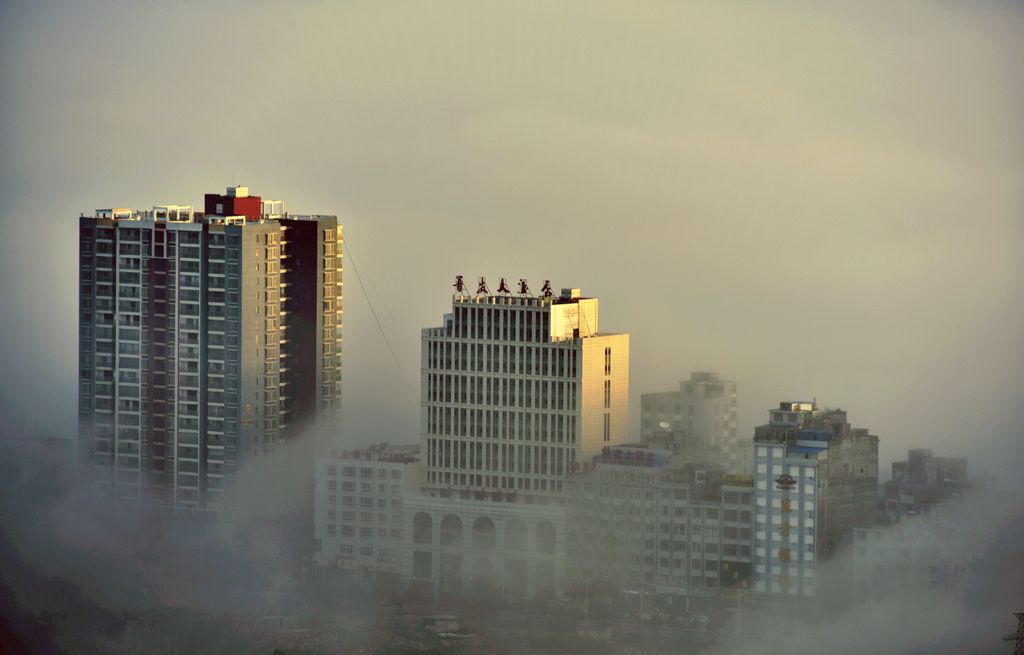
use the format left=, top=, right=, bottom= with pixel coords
left=564, top=444, right=754, bottom=602
left=641, top=372, right=743, bottom=473
left=313, top=444, right=421, bottom=576
left=78, top=186, right=342, bottom=512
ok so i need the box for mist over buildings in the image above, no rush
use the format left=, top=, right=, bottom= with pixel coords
left=0, top=1, right=1023, bottom=652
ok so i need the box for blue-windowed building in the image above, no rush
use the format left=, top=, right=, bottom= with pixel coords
left=752, top=402, right=878, bottom=597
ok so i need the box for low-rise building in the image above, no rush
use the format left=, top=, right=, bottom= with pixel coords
left=564, top=443, right=754, bottom=602
left=400, top=491, right=566, bottom=599
left=883, top=449, right=968, bottom=520
left=852, top=513, right=974, bottom=597
left=313, top=444, right=421, bottom=577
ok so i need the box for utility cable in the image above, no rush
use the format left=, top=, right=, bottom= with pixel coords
left=343, top=238, right=406, bottom=378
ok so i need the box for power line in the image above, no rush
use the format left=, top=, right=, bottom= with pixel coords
left=343, top=238, right=406, bottom=378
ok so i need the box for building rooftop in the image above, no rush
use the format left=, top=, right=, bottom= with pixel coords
left=82, top=186, right=329, bottom=225
left=319, top=443, right=420, bottom=464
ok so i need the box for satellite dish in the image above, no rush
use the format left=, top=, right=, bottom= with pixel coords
left=658, top=421, right=671, bottom=430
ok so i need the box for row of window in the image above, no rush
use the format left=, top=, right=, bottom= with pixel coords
left=426, top=373, right=579, bottom=411
left=427, top=406, right=578, bottom=442
left=428, top=438, right=572, bottom=477
left=323, top=525, right=401, bottom=539
left=428, top=339, right=580, bottom=377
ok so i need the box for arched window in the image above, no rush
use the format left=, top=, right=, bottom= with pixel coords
left=413, top=512, right=433, bottom=544
left=472, top=516, right=496, bottom=550
left=440, top=514, right=463, bottom=547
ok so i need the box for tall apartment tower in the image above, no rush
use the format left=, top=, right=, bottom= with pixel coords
left=751, top=402, right=878, bottom=597
left=78, top=186, right=342, bottom=511
left=420, top=286, right=629, bottom=502
left=641, top=372, right=742, bottom=472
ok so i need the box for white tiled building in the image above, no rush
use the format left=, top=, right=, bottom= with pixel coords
left=313, top=444, right=421, bottom=575
left=752, top=402, right=879, bottom=597
left=753, top=444, right=821, bottom=596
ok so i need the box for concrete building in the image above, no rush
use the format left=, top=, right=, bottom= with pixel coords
left=564, top=444, right=754, bottom=603
left=402, top=283, right=629, bottom=599
left=852, top=514, right=974, bottom=597
left=401, top=492, right=566, bottom=599
left=883, top=449, right=968, bottom=520
left=313, top=444, right=421, bottom=577
left=78, top=186, right=343, bottom=512
left=641, top=372, right=743, bottom=473
left=421, top=286, right=629, bottom=501
left=752, top=402, right=878, bottom=597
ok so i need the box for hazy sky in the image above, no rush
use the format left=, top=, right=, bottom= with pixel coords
left=1, top=0, right=1022, bottom=485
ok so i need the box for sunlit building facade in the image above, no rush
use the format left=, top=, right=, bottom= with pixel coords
left=420, top=287, right=629, bottom=502
left=78, top=186, right=343, bottom=511
left=402, top=284, right=629, bottom=599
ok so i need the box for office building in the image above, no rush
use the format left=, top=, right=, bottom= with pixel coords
left=420, top=286, right=629, bottom=501
left=752, top=402, right=878, bottom=597
left=78, top=186, right=342, bottom=511
left=641, top=372, right=743, bottom=473
left=402, top=283, right=629, bottom=598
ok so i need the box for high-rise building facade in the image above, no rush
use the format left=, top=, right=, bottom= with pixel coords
left=401, top=284, right=629, bottom=599
left=420, top=287, right=629, bottom=501
left=313, top=444, right=421, bottom=576
left=78, top=186, right=342, bottom=511
left=641, top=372, right=743, bottom=473
left=751, top=402, right=878, bottom=597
